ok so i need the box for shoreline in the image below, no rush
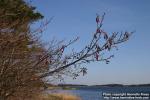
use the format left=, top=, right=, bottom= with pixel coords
left=40, top=93, right=80, bottom=100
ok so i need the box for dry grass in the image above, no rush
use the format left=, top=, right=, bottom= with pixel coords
left=40, top=93, right=81, bottom=100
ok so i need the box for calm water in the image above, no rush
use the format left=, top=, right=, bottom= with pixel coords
left=49, top=86, right=150, bottom=100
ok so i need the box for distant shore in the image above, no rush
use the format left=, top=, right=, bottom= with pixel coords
left=91, top=84, right=150, bottom=87
left=57, top=83, right=150, bottom=88
left=45, top=83, right=150, bottom=91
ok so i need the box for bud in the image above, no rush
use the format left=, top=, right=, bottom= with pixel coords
left=104, top=34, right=108, bottom=40
left=96, top=15, right=100, bottom=23
left=45, top=59, right=49, bottom=65
left=124, top=32, right=129, bottom=39
left=63, top=59, right=67, bottom=65
left=96, top=28, right=101, bottom=33
left=94, top=33, right=97, bottom=39
left=96, top=44, right=101, bottom=52
left=95, top=52, right=99, bottom=61
left=60, top=45, right=65, bottom=53
left=108, top=39, right=112, bottom=45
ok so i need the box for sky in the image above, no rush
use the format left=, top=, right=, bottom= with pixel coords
left=30, top=0, right=150, bottom=85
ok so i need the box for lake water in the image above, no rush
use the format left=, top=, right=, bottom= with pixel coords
left=49, top=86, right=150, bottom=100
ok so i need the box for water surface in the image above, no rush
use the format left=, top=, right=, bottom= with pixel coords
left=49, top=86, right=150, bottom=100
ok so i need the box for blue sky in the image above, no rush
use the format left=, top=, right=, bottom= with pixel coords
left=31, top=0, right=150, bottom=85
